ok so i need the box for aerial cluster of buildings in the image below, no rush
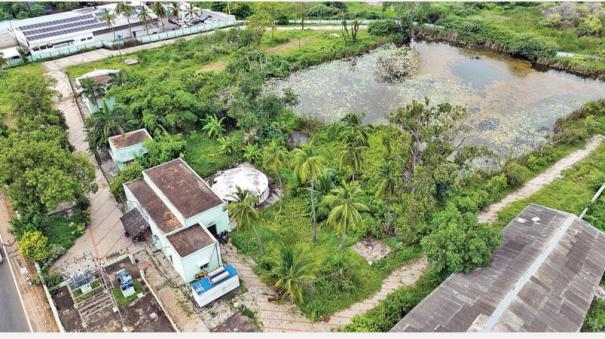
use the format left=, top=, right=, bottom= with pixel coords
left=0, top=1, right=235, bottom=61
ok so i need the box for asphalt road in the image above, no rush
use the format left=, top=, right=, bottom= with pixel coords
left=0, top=247, right=30, bottom=332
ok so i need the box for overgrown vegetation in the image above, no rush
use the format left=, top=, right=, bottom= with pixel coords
left=0, top=70, right=96, bottom=266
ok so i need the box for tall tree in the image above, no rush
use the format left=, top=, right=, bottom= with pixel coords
left=170, top=1, right=180, bottom=25
left=226, top=187, right=264, bottom=253
left=292, top=144, right=326, bottom=244
left=137, top=8, right=151, bottom=35
left=0, top=134, right=97, bottom=220
left=387, top=98, right=468, bottom=232
left=79, top=78, right=105, bottom=102
left=7, top=73, right=61, bottom=127
left=151, top=2, right=167, bottom=32
left=115, top=2, right=135, bottom=39
left=100, top=8, right=117, bottom=42
left=246, top=10, right=273, bottom=46
left=84, top=101, right=128, bottom=151
left=375, top=160, right=399, bottom=235
left=324, top=181, right=369, bottom=251
left=262, top=140, right=288, bottom=189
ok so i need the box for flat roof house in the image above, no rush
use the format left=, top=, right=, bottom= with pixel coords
left=108, top=128, right=152, bottom=169
left=391, top=204, right=605, bottom=332
left=123, top=158, right=233, bottom=283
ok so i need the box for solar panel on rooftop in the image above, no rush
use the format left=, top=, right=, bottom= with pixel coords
left=22, top=19, right=99, bottom=37
left=28, top=22, right=106, bottom=41
left=18, top=14, right=94, bottom=31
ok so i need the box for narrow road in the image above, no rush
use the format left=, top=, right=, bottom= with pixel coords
left=0, top=245, right=30, bottom=332
left=478, top=135, right=605, bottom=223
left=0, top=190, right=57, bottom=332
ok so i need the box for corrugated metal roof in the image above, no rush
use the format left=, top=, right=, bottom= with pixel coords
left=391, top=204, right=605, bottom=332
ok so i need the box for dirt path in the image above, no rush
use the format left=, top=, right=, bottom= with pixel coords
left=266, top=38, right=308, bottom=54
left=478, top=134, right=605, bottom=224
left=221, top=244, right=426, bottom=332
left=199, top=60, right=227, bottom=73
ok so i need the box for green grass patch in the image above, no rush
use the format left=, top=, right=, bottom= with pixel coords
left=182, top=131, right=243, bottom=177
left=42, top=212, right=89, bottom=250
left=231, top=193, right=421, bottom=321
left=493, top=140, right=605, bottom=230
left=112, top=280, right=145, bottom=306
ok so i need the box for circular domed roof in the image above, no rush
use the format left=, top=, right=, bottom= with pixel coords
left=211, top=164, right=270, bottom=204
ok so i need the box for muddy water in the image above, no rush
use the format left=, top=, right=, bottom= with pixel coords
left=272, top=41, right=605, bottom=155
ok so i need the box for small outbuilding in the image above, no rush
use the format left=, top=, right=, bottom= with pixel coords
left=75, top=69, right=119, bottom=113
left=211, top=164, right=270, bottom=205
left=108, top=128, right=152, bottom=169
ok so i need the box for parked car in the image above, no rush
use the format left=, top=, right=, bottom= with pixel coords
left=0, top=250, right=3, bottom=264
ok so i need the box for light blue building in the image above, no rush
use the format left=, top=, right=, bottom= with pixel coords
left=108, top=129, right=152, bottom=170
left=123, top=158, right=233, bottom=284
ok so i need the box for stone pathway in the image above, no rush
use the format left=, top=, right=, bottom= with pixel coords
left=45, top=68, right=132, bottom=268
left=221, top=244, right=427, bottom=332
left=478, top=135, right=605, bottom=224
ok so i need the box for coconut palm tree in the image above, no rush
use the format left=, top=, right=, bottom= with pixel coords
left=324, top=181, right=369, bottom=251
left=292, top=143, right=326, bottom=244
left=100, top=8, right=117, bottom=42
left=151, top=2, right=167, bottom=32
left=375, top=160, right=400, bottom=235
left=170, top=2, right=180, bottom=25
left=202, top=115, right=225, bottom=139
left=226, top=187, right=264, bottom=253
left=337, top=122, right=369, bottom=180
left=79, top=78, right=105, bottom=102
left=137, top=8, right=151, bottom=35
left=108, top=71, right=127, bottom=87
left=266, top=246, right=318, bottom=303
left=115, top=2, right=135, bottom=40
left=262, top=140, right=288, bottom=189
left=84, top=101, right=128, bottom=151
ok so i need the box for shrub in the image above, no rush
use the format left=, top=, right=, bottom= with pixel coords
left=486, top=174, right=509, bottom=194
left=577, top=16, right=604, bottom=36
left=504, top=161, right=532, bottom=187
left=19, top=230, right=50, bottom=263
left=368, top=20, right=401, bottom=36
left=583, top=298, right=605, bottom=332
left=307, top=4, right=339, bottom=18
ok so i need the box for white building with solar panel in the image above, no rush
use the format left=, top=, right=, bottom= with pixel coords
left=9, top=2, right=159, bottom=55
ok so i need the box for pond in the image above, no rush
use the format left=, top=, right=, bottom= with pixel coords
left=272, top=41, right=605, bottom=155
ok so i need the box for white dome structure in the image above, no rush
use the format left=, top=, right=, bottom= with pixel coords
left=211, top=164, right=270, bottom=204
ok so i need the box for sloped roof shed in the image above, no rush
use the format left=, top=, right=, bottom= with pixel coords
left=391, top=204, right=605, bottom=332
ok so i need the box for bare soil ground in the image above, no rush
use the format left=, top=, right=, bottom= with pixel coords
left=478, top=134, right=605, bottom=223
left=211, top=310, right=259, bottom=332
left=266, top=38, right=307, bottom=54
left=351, top=237, right=392, bottom=263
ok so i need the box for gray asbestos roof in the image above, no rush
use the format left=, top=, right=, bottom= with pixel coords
left=391, top=204, right=605, bottom=332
